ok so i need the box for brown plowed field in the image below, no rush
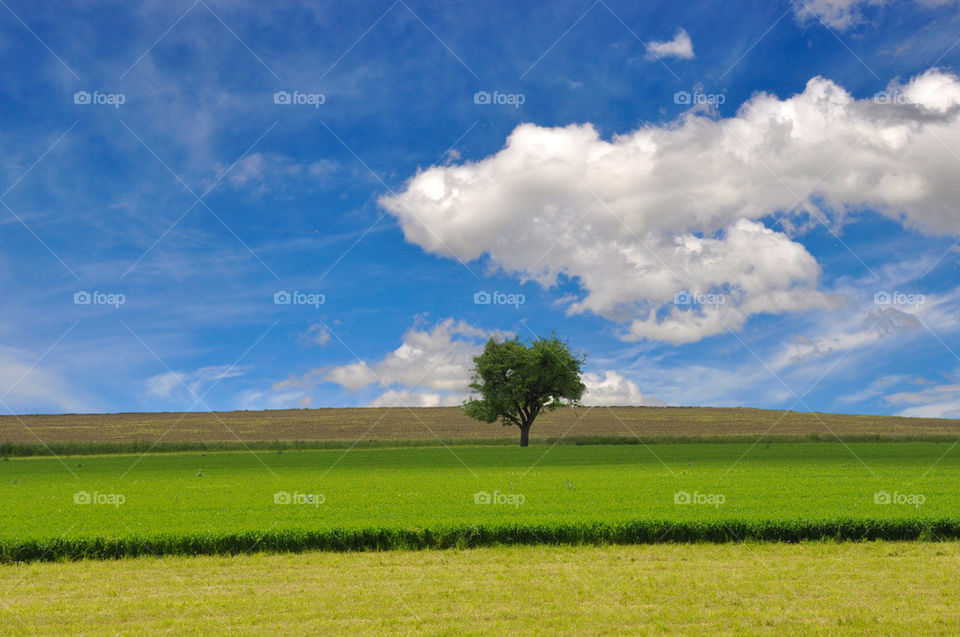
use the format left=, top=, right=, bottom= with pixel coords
left=1, top=406, right=958, bottom=444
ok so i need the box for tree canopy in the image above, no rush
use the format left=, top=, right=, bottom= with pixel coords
left=463, top=334, right=586, bottom=446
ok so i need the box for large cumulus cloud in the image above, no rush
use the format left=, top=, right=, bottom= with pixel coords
left=381, top=69, right=960, bottom=343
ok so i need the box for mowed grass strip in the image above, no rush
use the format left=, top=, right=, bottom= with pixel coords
left=3, top=406, right=959, bottom=447
left=2, top=542, right=959, bottom=636
left=1, top=443, right=958, bottom=560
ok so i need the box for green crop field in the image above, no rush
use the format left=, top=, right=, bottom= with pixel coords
left=2, top=441, right=957, bottom=561
left=5, top=412, right=958, bottom=633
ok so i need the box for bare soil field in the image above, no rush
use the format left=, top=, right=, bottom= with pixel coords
left=1, top=405, right=958, bottom=445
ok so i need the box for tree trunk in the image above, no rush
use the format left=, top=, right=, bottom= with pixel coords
left=519, top=422, right=531, bottom=447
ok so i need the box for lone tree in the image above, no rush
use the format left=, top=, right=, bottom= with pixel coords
left=463, top=335, right=586, bottom=447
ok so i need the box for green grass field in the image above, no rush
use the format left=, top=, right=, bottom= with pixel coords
left=4, top=410, right=960, bottom=634
left=3, top=542, right=959, bottom=635
left=2, top=441, right=956, bottom=560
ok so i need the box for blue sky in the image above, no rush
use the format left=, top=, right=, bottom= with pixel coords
left=2, top=0, right=959, bottom=417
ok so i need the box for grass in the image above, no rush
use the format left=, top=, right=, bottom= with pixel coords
left=5, top=520, right=960, bottom=562
left=6, top=432, right=960, bottom=457
left=4, top=412, right=958, bottom=633
left=2, top=442, right=956, bottom=560
left=2, top=405, right=959, bottom=447
left=2, top=542, right=959, bottom=635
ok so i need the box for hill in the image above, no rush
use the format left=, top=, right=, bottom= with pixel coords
left=1, top=405, right=958, bottom=448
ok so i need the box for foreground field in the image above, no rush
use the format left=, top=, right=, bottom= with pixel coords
left=2, top=442, right=956, bottom=559
left=2, top=542, right=958, bottom=635
left=3, top=406, right=959, bottom=450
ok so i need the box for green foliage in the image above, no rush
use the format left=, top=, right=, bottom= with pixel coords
left=3, top=519, right=960, bottom=563
left=463, top=334, right=585, bottom=444
left=2, top=442, right=960, bottom=561
left=1, top=432, right=959, bottom=457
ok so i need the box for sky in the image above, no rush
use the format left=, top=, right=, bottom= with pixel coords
left=1, top=0, right=959, bottom=417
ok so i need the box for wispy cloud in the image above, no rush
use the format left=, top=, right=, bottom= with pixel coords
left=646, top=28, right=695, bottom=60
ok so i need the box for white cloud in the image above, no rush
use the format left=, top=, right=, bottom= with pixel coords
left=581, top=370, right=661, bottom=406
left=886, top=377, right=960, bottom=418
left=618, top=359, right=789, bottom=409
left=367, top=389, right=464, bottom=407
left=770, top=307, right=920, bottom=370
left=323, top=319, right=491, bottom=393
left=235, top=387, right=313, bottom=410
left=225, top=152, right=344, bottom=193
left=792, top=0, right=884, bottom=29
left=381, top=69, right=960, bottom=344
left=324, top=361, right=379, bottom=392
left=299, top=323, right=332, bottom=347
left=146, top=365, right=248, bottom=402
left=227, top=153, right=267, bottom=187
left=793, top=0, right=960, bottom=30
left=335, top=322, right=660, bottom=408
left=837, top=374, right=912, bottom=405
left=647, top=28, right=695, bottom=60
left=564, top=258, right=959, bottom=413
left=263, top=319, right=498, bottom=406
left=769, top=253, right=960, bottom=377
left=0, top=345, right=93, bottom=413
left=267, top=318, right=660, bottom=408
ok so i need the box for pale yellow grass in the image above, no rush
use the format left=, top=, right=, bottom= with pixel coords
left=1, top=542, right=957, bottom=636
